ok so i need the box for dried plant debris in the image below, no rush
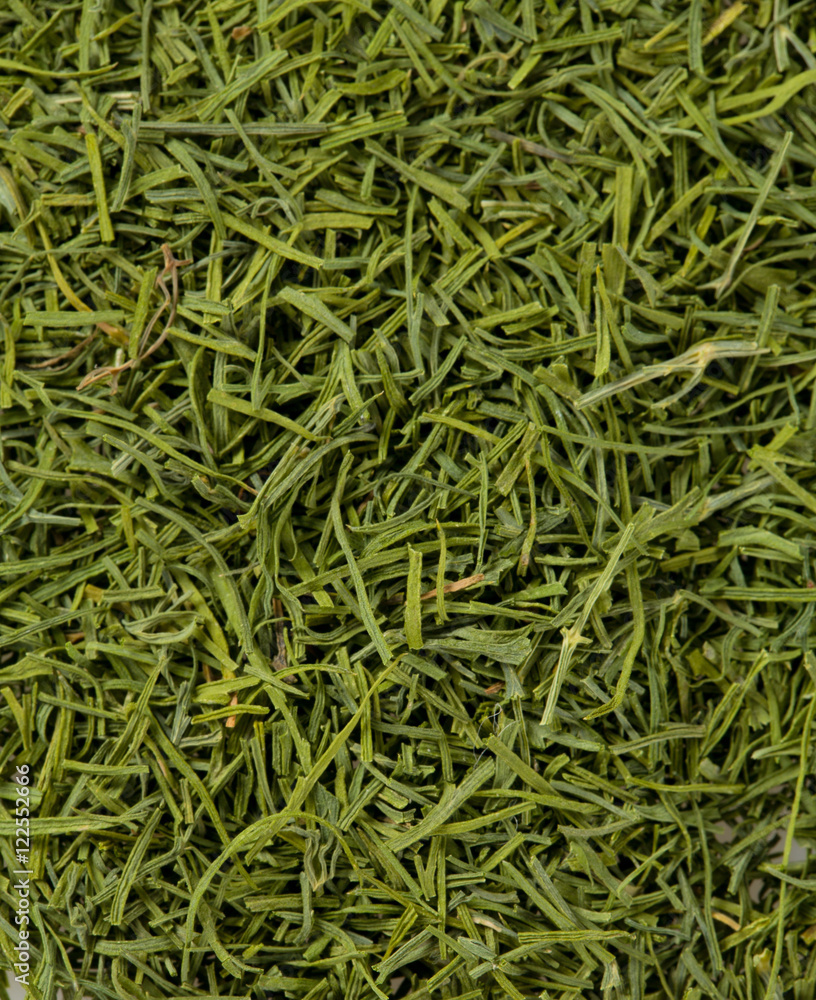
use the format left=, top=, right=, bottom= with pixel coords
left=1, top=1, right=816, bottom=999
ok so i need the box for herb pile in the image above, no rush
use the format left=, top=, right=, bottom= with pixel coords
left=2, top=2, right=816, bottom=998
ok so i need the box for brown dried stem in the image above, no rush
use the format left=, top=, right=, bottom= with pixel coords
left=77, top=243, right=192, bottom=393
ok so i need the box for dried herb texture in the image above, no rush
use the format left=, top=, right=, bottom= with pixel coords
left=1, top=2, right=816, bottom=999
